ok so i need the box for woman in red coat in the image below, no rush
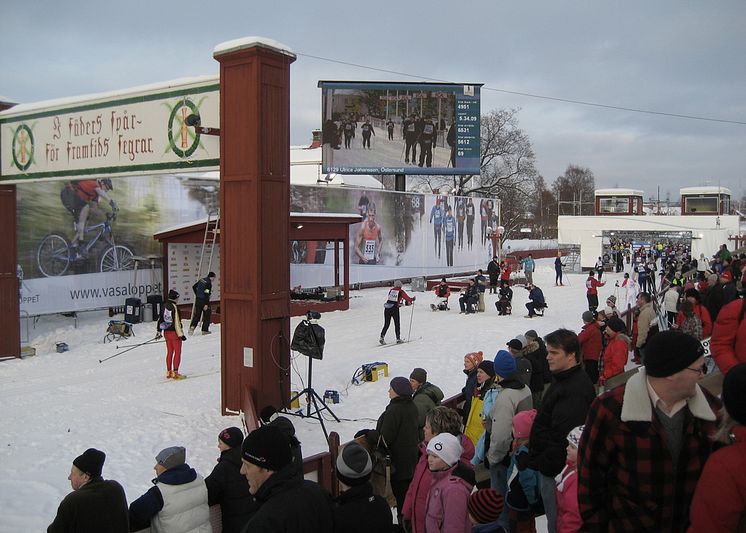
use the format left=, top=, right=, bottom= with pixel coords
left=599, top=317, right=630, bottom=386
left=689, top=363, right=746, bottom=532
left=711, top=298, right=746, bottom=374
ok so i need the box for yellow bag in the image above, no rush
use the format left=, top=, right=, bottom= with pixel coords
left=464, top=396, right=484, bottom=445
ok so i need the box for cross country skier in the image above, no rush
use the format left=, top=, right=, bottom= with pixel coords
left=417, top=116, right=437, bottom=167
left=386, top=118, right=395, bottom=140
left=429, top=199, right=444, bottom=259
left=466, top=198, right=476, bottom=249
left=403, top=114, right=419, bottom=163
left=361, top=119, right=375, bottom=149
left=380, top=280, right=415, bottom=345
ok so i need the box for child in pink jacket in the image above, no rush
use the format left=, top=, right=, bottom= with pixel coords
left=424, top=432, right=475, bottom=533
left=555, top=425, right=584, bottom=533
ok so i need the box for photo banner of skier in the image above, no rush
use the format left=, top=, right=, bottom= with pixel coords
left=319, top=81, right=482, bottom=175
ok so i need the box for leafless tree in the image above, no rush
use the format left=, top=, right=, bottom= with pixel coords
left=552, top=164, right=596, bottom=216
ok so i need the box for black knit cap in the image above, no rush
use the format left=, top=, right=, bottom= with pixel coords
left=390, top=376, right=413, bottom=397
left=409, top=367, right=427, bottom=384
left=723, top=363, right=746, bottom=426
left=335, top=442, right=373, bottom=486
left=241, top=425, right=292, bottom=471
left=73, top=448, right=105, bottom=478
left=168, top=289, right=180, bottom=300
left=218, top=427, right=244, bottom=448
left=477, top=360, right=496, bottom=378
left=644, top=330, right=704, bottom=378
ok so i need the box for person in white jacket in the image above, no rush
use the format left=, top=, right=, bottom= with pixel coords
left=129, top=446, right=212, bottom=533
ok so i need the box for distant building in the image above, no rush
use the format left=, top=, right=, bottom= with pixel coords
left=680, top=186, right=731, bottom=216
left=594, top=188, right=644, bottom=216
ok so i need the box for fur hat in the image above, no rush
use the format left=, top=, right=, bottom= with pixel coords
left=512, top=409, right=537, bottom=439
left=477, top=360, right=496, bottom=378
left=426, top=432, right=462, bottom=467
left=156, top=446, right=186, bottom=470
left=219, top=427, right=244, bottom=449
left=582, top=311, right=595, bottom=323
left=468, top=489, right=505, bottom=524
left=241, top=425, right=292, bottom=472
left=168, top=289, right=180, bottom=300
left=723, top=363, right=746, bottom=426
left=409, top=367, right=427, bottom=384
left=644, top=330, right=704, bottom=378
left=390, top=376, right=413, bottom=397
left=566, top=425, right=585, bottom=447
left=73, top=448, right=105, bottom=477
left=336, top=442, right=373, bottom=486
left=464, top=351, right=484, bottom=368
left=493, top=350, right=517, bottom=379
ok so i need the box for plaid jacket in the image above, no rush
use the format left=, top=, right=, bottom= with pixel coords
left=577, top=368, right=720, bottom=532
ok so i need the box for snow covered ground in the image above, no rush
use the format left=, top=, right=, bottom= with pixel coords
left=0, top=258, right=626, bottom=532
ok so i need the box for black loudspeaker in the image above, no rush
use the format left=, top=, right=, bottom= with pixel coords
left=147, top=294, right=163, bottom=322
left=125, top=297, right=142, bottom=324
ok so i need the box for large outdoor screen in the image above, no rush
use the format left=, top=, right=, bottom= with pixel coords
left=319, top=81, right=481, bottom=175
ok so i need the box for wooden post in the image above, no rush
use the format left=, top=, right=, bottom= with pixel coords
left=214, top=38, right=296, bottom=414
left=0, top=185, right=20, bottom=358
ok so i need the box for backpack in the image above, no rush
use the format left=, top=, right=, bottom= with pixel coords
left=680, top=314, right=703, bottom=340
left=60, top=183, right=78, bottom=214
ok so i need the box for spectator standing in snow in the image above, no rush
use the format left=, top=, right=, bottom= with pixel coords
left=48, top=448, right=128, bottom=533
left=599, top=317, right=630, bottom=387
left=521, top=254, right=536, bottom=286
left=577, top=330, right=720, bottom=532
left=204, top=427, right=254, bottom=533
left=461, top=351, right=484, bottom=426
left=487, top=256, right=500, bottom=294
left=578, top=310, right=602, bottom=385
left=710, top=296, right=746, bottom=374
left=128, top=446, right=212, bottom=532
left=189, top=271, right=216, bottom=336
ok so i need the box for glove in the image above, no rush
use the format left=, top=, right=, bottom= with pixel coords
left=412, top=296, right=416, bottom=301
left=110, top=199, right=119, bottom=211
left=155, top=332, right=162, bottom=339
left=180, top=335, right=187, bottom=341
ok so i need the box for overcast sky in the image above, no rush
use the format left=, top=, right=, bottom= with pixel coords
left=2, top=1, right=744, bottom=202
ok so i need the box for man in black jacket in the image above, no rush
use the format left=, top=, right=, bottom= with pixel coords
left=48, top=448, right=129, bottom=533
left=523, top=329, right=551, bottom=408
left=334, top=442, right=394, bottom=532
left=528, top=329, right=595, bottom=533
left=240, top=425, right=333, bottom=533
left=189, top=271, right=216, bottom=335
left=205, top=427, right=254, bottom=533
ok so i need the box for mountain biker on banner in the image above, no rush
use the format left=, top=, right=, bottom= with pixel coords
left=62, top=178, right=118, bottom=259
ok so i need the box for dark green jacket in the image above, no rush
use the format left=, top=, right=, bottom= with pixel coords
left=412, top=382, right=444, bottom=431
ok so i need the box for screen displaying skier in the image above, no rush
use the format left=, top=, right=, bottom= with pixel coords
left=319, top=81, right=481, bottom=175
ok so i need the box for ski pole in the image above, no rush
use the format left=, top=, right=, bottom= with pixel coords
left=100, top=336, right=163, bottom=363
left=406, top=301, right=415, bottom=342
left=116, top=337, right=162, bottom=349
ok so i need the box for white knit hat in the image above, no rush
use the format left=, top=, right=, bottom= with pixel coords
left=566, top=425, right=585, bottom=448
left=426, top=433, right=462, bottom=467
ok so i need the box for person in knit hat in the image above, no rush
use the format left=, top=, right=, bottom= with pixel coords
left=333, top=442, right=393, bottom=533
left=505, top=410, right=541, bottom=533
left=523, top=329, right=552, bottom=409
left=487, top=350, right=532, bottom=530
left=424, top=433, right=475, bottom=533
left=468, top=488, right=505, bottom=530
left=129, top=445, right=211, bottom=532
left=376, top=375, right=420, bottom=527
left=555, top=425, right=584, bottom=533
left=239, top=425, right=334, bottom=532
left=205, top=427, right=253, bottom=533
left=604, top=294, right=619, bottom=317
left=461, top=351, right=484, bottom=426
left=48, top=448, right=128, bottom=533
left=578, top=329, right=720, bottom=531
left=689, top=362, right=746, bottom=531
left=157, top=288, right=188, bottom=379
left=410, top=367, right=444, bottom=440
left=467, top=359, right=499, bottom=465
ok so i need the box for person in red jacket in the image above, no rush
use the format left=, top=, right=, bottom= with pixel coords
left=431, top=277, right=451, bottom=311
left=585, top=271, right=605, bottom=314
left=689, top=363, right=746, bottom=532
left=674, top=288, right=713, bottom=338
left=578, top=311, right=602, bottom=385
left=599, top=317, right=631, bottom=386
left=710, top=297, right=746, bottom=374
left=379, top=280, right=415, bottom=345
